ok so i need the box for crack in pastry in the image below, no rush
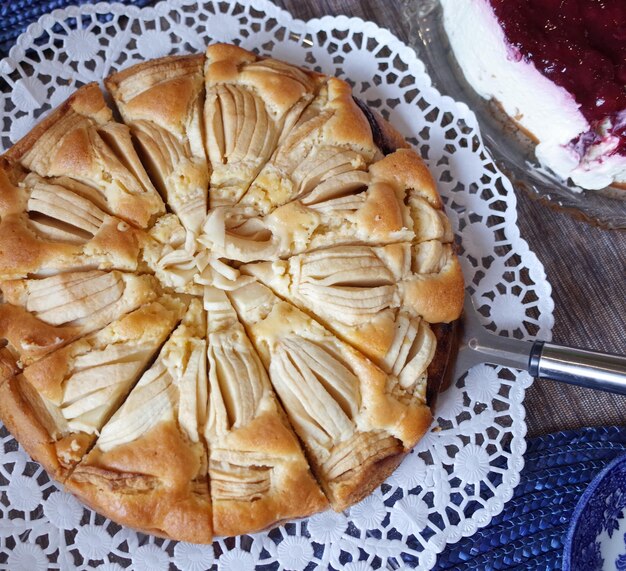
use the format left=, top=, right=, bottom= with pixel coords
left=237, top=77, right=381, bottom=216
left=204, top=44, right=324, bottom=208
left=241, top=230, right=461, bottom=389
left=0, top=163, right=146, bottom=280
left=106, top=55, right=209, bottom=242
left=227, top=281, right=432, bottom=511
left=0, top=270, right=158, bottom=365
left=201, top=148, right=450, bottom=263
left=0, top=296, right=186, bottom=482
left=199, top=161, right=405, bottom=262
left=2, top=83, right=165, bottom=229
left=204, top=287, right=327, bottom=535
left=66, top=299, right=212, bottom=544
left=243, top=238, right=463, bottom=324
left=353, top=98, right=410, bottom=156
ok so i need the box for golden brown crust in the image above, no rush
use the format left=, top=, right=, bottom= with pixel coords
left=22, top=297, right=185, bottom=400
left=369, top=148, right=442, bottom=208
left=323, top=78, right=377, bottom=155
left=0, top=164, right=78, bottom=278
left=0, top=159, right=26, bottom=215
left=316, top=360, right=430, bottom=510
left=344, top=340, right=433, bottom=447
left=227, top=282, right=433, bottom=511
left=22, top=342, right=74, bottom=402
left=211, top=147, right=451, bottom=269
left=0, top=298, right=187, bottom=492
left=238, top=76, right=380, bottom=215
left=107, top=54, right=204, bottom=92
left=0, top=341, right=94, bottom=480
left=205, top=290, right=327, bottom=534
left=205, top=43, right=325, bottom=116
left=0, top=303, right=79, bottom=365
left=68, top=421, right=212, bottom=543
left=3, top=84, right=164, bottom=229
left=203, top=43, right=325, bottom=208
left=0, top=215, right=137, bottom=280
left=3, top=84, right=110, bottom=165
left=205, top=43, right=260, bottom=79
left=333, top=313, right=398, bottom=368
left=402, top=254, right=465, bottom=324
left=0, top=347, right=19, bottom=377
left=108, top=56, right=204, bottom=134
left=65, top=301, right=212, bottom=543
left=0, top=365, right=66, bottom=480
left=211, top=410, right=327, bottom=536
left=0, top=161, right=145, bottom=281
left=106, top=55, right=208, bottom=236
left=357, top=181, right=406, bottom=238
left=242, top=240, right=462, bottom=373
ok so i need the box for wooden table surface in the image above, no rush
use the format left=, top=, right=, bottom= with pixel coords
left=274, top=0, right=626, bottom=437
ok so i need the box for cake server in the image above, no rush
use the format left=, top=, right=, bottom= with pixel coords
left=453, top=292, right=626, bottom=394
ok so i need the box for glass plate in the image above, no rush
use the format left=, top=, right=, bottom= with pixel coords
left=403, top=0, right=626, bottom=230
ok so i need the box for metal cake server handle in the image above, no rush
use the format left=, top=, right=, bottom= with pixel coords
left=453, top=292, right=626, bottom=394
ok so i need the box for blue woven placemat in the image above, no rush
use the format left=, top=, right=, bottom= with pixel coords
left=434, top=426, right=626, bottom=571
left=0, top=0, right=152, bottom=56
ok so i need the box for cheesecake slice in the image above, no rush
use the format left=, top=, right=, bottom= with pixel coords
left=441, top=0, right=626, bottom=190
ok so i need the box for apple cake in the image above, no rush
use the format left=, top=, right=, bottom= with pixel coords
left=0, top=43, right=463, bottom=543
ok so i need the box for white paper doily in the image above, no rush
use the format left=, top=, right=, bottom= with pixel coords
left=0, top=1, right=555, bottom=569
